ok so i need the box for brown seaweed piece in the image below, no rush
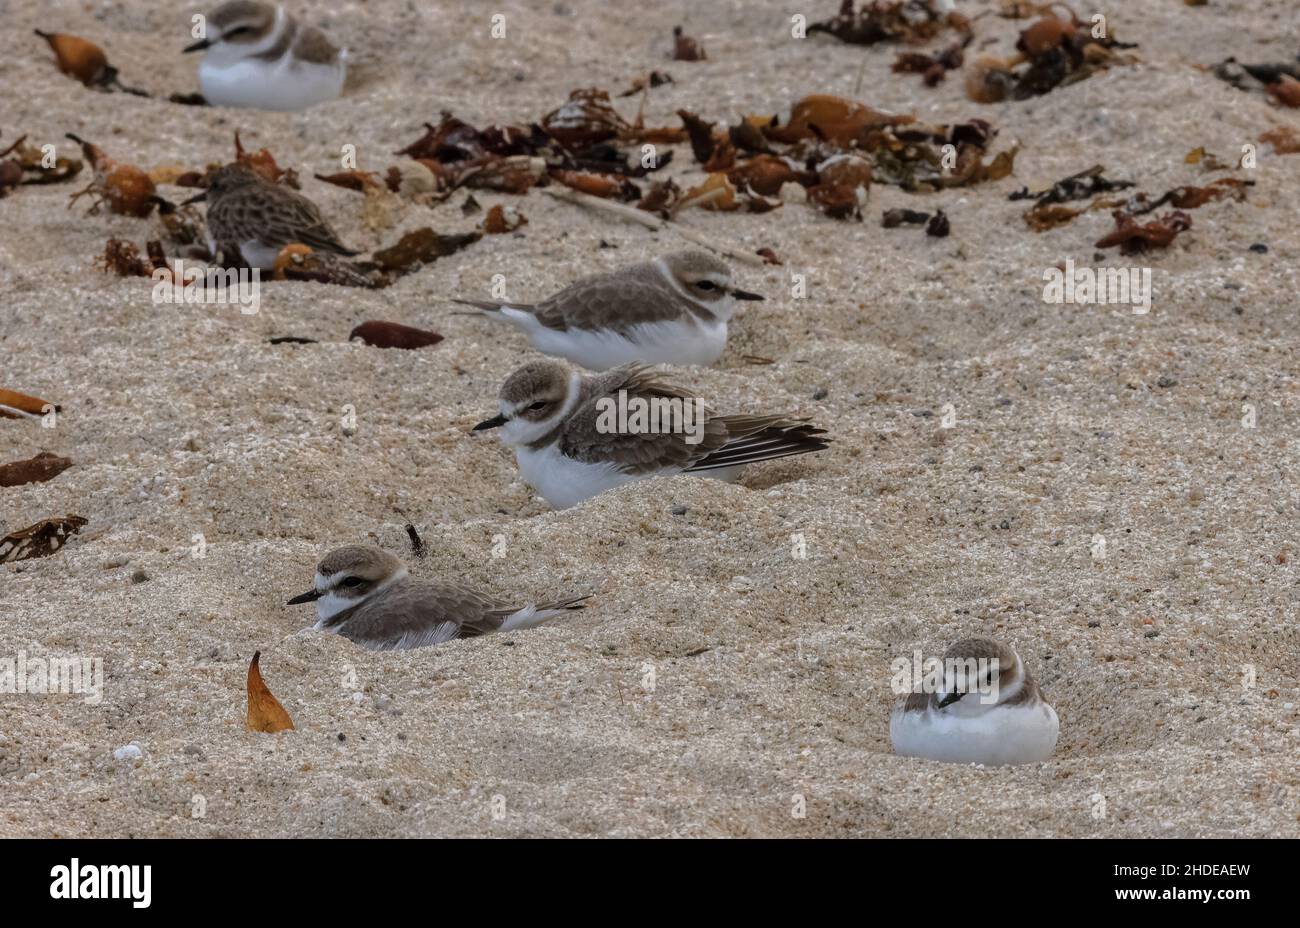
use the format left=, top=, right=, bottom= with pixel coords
left=349, top=321, right=444, bottom=349
left=0, top=452, right=73, bottom=488
left=809, top=0, right=959, bottom=46
left=672, top=26, right=706, bottom=61
left=0, top=515, right=87, bottom=563
left=1095, top=210, right=1191, bottom=255
left=370, top=228, right=481, bottom=274
left=1009, top=164, right=1134, bottom=205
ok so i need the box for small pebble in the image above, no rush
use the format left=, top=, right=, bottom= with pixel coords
left=1156, top=376, right=1178, bottom=388
left=670, top=504, right=688, bottom=516
left=102, top=555, right=130, bottom=570
left=1088, top=620, right=1101, bottom=628
left=113, top=744, right=142, bottom=762
left=811, top=387, right=828, bottom=400
left=1144, top=630, right=1160, bottom=638
left=1249, top=243, right=1268, bottom=254
left=131, top=568, right=149, bottom=583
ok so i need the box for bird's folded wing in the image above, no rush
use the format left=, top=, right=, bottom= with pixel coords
left=559, top=365, right=729, bottom=475
left=343, top=582, right=503, bottom=650
left=260, top=194, right=356, bottom=255
left=532, top=265, right=697, bottom=332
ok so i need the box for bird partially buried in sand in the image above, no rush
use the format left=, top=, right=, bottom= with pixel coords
left=473, top=360, right=831, bottom=509
left=453, top=250, right=764, bottom=370
left=890, top=637, right=1059, bottom=766
left=184, top=163, right=357, bottom=271
left=184, top=0, right=347, bottom=111
left=287, top=545, right=590, bottom=651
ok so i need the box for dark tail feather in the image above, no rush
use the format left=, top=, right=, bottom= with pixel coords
left=687, top=426, right=830, bottom=472
left=450, top=298, right=504, bottom=314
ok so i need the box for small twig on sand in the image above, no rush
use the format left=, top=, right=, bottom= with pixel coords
left=541, top=186, right=765, bottom=267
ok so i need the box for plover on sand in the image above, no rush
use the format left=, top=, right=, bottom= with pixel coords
left=185, top=163, right=357, bottom=270
left=185, top=1, right=346, bottom=111
left=890, top=636, right=1059, bottom=766
left=286, top=545, right=590, bottom=651
left=473, top=360, right=830, bottom=509
left=453, top=250, right=764, bottom=370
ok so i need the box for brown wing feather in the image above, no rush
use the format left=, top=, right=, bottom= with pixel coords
left=531, top=262, right=705, bottom=332
left=337, top=580, right=505, bottom=650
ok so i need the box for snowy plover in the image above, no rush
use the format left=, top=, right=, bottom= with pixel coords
left=184, top=163, right=357, bottom=270
left=890, top=637, right=1059, bottom=766
left=453, top=250, right=764, bottom=370
left=185, top=1, right=346, bottom=111
left=473, top=360, right=830, bottom=509
left=286, top=545, right=590, bottom=651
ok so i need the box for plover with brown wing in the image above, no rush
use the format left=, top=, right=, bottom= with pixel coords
left=185, top=1, right=346, bottom=110
left=472, top=360, right=830, bottom=509
left=185, top=163, right=357, bottom=270
left=453, top=250, right=764, bottom=370
left=286, top=545, right=590, bottom=651
left=890, top=637, right=1059, bottom=766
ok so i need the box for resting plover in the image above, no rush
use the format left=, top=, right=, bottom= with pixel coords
left=473, top=360, right=830, bottom=509
left=184, top=1, right=346, bottom=111
left=286, top=545, right=590, bottom=651
left=453, top=250, right=764, bottom=370
left=184, top=163, right=357, bottom=270
left=890, top=637, right=1059, bottom=766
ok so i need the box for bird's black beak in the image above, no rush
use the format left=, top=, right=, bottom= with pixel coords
left=473, top=413, right=507, bottom=431
left=286, top=589, right=323, bottom=606
left=181, top=190, right=207, bottom=206
left=183, top=37, right=213, bottom=53
left=731, top=289, right=765, bottom=301
left=937, top=692, right=963, bottom=709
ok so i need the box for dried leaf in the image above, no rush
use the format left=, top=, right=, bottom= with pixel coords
left=315, top=170, right=382, bottom=193
left=0, top=452, right=73, bottom=488
left=246, top=651, right=294, bottom=733
left=767, top=94, right=913, bottom=145
left=234, top=130, right=298, bottom=187
left=925, top=209, right=950, bottom=237
left=0, top=515, right=86, bottom=563
left=349, top=320, right=444, bottom=349
left=98, top=238, right=153, bottom=276
left=550, top=169, right=639, bottom=201
left=0, top=388, right=58, bottom=420
left=65, top=134, right=156, bottom=217
left=728, top=155, right=810, bottom=196
left=677, top=173, right=739, bottom=212
left=34, top=30, right=111, bottom=86
left=756, top=247, right=782, bottom=265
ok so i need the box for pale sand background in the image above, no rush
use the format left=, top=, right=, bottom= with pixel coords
left=2, top=0, right=1299, bottom=837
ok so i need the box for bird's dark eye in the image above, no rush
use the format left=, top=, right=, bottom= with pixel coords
left=341, top=576, right=363, bottom=588
left=528, top=401, right=548, bottom=411
left=695, top=280, right=716, bottom=291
